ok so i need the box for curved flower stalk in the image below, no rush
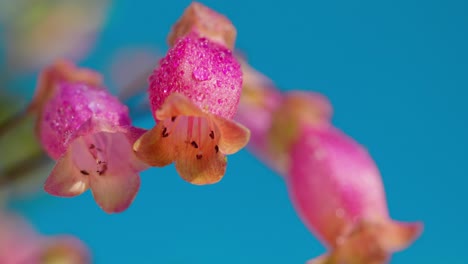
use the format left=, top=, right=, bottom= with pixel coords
left=35, top=61, right=146, bottom=213
left=288, top=125, right=423, bottom=264
left=134, top=31, right=250, bottom=185
left=0, top=212, right=90, bottom=264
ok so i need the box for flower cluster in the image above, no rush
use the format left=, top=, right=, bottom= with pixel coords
left=25, top=2, right=423, bottom=263
left=236, top=60, right=423, bottom=263
left=32, top=2, right=250, bottom=213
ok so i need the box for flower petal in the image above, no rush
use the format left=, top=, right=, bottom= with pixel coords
left=89, top=131, right=141, bottom=213
left=155, top=93, right=205, bottom=121
left=212, top=115, right=250, bottom=154
left=379, top=221, right=423, bottom=252
left=175, top=148, right=227, bottom=185
left=133, top=123, right=177, bottom=167
left=90, top=170, right=140, bottom=213
left=44, top=144, right=90, bottom=197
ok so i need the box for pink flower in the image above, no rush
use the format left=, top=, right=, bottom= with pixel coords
left=36, top=62, right=146, bottom=213
left=134, top=32, right=250, bottom=185
left=168, top=2, right=236, bottom=49
left=287, top=125, right=423, bottom=264
left=0, top=213, right=90, bottom=264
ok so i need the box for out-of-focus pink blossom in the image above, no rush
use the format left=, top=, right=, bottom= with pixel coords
left=287, top=125, right=423, bottom=264
left=0, top=213, right=90, bottom=264
left=35, top=61, right=146, bottom=213
left=167, top=2, right=236, bottom=49
left=0, top=0, right=108, bottom=71
left=134, top=32, right=249, bottom=185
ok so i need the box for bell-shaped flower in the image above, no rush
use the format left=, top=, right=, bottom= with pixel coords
left=287, top=125, right=423, bottom=264
left=167, top=2, right=236, bottom=49
left=134, top=32, right=250, bottom=185
left=36, top=62, right=146, bottom=213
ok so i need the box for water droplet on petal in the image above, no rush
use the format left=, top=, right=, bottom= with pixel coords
left=192, top=66, right=210, bottom=81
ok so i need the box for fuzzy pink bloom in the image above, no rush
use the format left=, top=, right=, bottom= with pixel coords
left=287, top=125, right=423, bottom=264
left=0, top=213, right=90, bottom=264
left=36, top=62, right=146, bottom=213
left=134, top=32, right=249, bottom=185
left=167, top=2, right=236, bottom=49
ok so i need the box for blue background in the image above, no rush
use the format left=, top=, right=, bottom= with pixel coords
left=7, top=0, right=468, bottom=263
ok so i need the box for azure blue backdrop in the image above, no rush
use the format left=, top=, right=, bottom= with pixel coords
left=9, top=0, right=468, bottom=263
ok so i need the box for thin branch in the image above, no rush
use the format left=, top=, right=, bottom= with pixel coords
left=0, top=109, right=31, bottom=138
left=0, top=151, right=50, bottom=187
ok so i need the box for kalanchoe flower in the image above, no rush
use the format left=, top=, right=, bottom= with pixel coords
left=0, top=213, right=90, bottom=264
left=134, top=32, right=250, bottom=185
left=287, top=125, right=423, bottom=264
left=168, top=2, right=236, bottom=49
left=36, top=61, right=146, bottom=213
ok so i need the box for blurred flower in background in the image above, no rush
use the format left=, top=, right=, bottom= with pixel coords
left=0, top=212, right=90, bottom=263
left=0, top=0, right=109, bottom=72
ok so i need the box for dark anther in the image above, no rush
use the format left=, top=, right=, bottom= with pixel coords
left=97, top=164, right=108, bottom=175
left=162, top=127, right=169, bottom=137
left=171, top=116, right=177, bottom=122
left=191, top=141, right=199, bottom=148
left=80, top=170, right=90, bottom=175
left=196, top=154, right=203, bottom=160
left=89, top=144, right=95, bottom=149
left=209, top=130, right=214, bottom=139
left=215, top=145, right=219, bottom=153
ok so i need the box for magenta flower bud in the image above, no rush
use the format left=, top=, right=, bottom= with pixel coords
left=287, top=125, right=423, bottom=264
left=36, top=63, right=146, bottom=213
left=134, top=32, right=250, bottom=185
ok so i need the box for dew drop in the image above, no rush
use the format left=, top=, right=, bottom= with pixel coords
left=192, top=66, right=210, bottom=81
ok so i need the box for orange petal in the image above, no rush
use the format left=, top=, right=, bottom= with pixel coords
left=133, top=123, right=177, bottom=167
left=212, top=115, right=250, bottom=154
left=379, top=221, right=423, bottom=252
left=175, top=149, right=227, bottom=185
left=155, top=93, right=205, bottom=121
left=44, top=148, right=90, bottom=197
left=167, top=2, right=236, bottom=49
